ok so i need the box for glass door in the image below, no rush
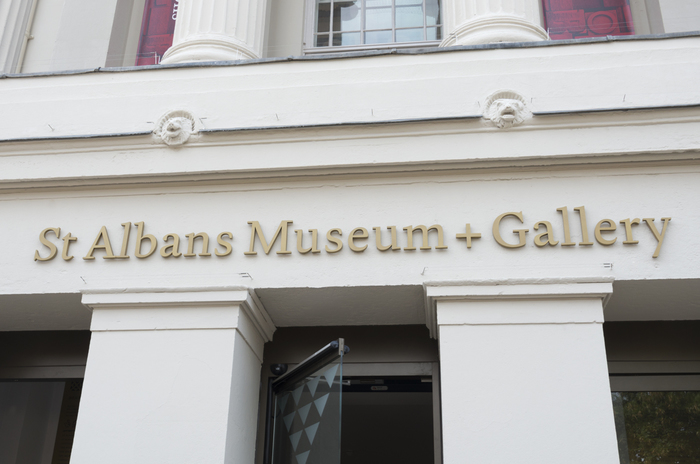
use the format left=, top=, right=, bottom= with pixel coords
left=267, top=339, right=349, bottom=464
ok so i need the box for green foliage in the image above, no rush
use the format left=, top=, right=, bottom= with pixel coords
left=621, top=392, right=700, bottom=464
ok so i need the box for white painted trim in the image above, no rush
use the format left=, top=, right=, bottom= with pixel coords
left=423, top=278, right=613, bottom=338
left=0, top=0, right=36, bottom=74
left=81, top=287, right=276, bottom=342
left=1, top=107, right=700, bottom=191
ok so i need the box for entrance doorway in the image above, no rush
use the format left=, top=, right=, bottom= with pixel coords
left=342, top=376, right=434, bottom=464
left=259, top=326, right=440, bottom=464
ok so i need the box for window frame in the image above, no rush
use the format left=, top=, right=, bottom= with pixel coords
left=302, top=0, right=443, bottom=54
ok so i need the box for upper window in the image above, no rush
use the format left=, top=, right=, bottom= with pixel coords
left=543, top=0, right=635, bottom=40
left=306, top=0, right=442, bottom=52
left=136, top=0, right=178, bottom=65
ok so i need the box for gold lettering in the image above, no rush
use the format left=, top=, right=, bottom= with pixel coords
left=34, top=227, right=60, bottom=261
left=573, top=206, right=594, bottom=246
left=492, top=212, right=528, bottom=248
left=296, top=229, right=320, bottom=254
left=594, top=219, right=617, bottom=246
left=403, top=225, right=448, bottom=251
left=215, top=232, right=233, bottom=257
left=84, top=226, right=116, bottom=260
left=374, top=226, right=400, bottom=251
left=113, top=222, right=131, bottom=259
left=556, top=207, right=576, bottom=246
left=533, top=221, right=558, bottom=247
left=184, top=232, right=211, bottom=257
left=245, top=220, right=293, bottom=255
left=456, top=224, right=481, bottom=248
left=325, top=228, right=343, bottom=253
left=620, top=218, right=641, bottom=244
left=160, top=234, right=182, bottom=258
left=644, top=217, right=671, bottom=258
left=134, top=222, right=157, bottom=259
left=348, top=227, right=369, bottom=252
left=61, top=232, right=77, bottom=260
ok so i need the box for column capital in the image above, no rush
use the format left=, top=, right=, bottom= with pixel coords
left=160, top=0, right=269, bottom=64
left=423, top=278, right=613, bottom=338
left=439, top=0, right=549, bottom=47
left=81, top=286, right=276, bottom=343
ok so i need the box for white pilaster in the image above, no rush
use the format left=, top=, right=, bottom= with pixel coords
left=71, top=288, right=275, bottom=464
left=440, top=0, right=549, bottom=47
left=161, top=0, right=268, bottom=64
left=426, top=280, right=619, bottom=464
left=0, top=0, right=35, bottom=74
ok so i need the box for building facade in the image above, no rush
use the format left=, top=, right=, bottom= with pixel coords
left=1, top=0, right=699, bottom=463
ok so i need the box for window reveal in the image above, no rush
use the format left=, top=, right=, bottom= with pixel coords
left=135, top=0, right=178, bottom=66
left=542, top=0, right=634, bottom=40
left=314, top=0, right=441, bottom=48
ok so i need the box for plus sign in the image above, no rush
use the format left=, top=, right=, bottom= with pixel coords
left=456, top=224, right=481, bottom=248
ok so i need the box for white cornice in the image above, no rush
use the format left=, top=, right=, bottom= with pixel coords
left=0, top=107, right=699, bottom=192
left=423, top=278, right=614, bottom=338
left=82, top=286, right=276, bottom=342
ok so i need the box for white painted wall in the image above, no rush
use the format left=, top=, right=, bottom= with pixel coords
left=71, top=291, right=265, bottom=464
left=11, top=0, right=700, bottom=74
left=436, top=285, right=620, bottom=464
left=3, top=38, right=700, bottom=138
left=265, top=0, right=305, bottom=57
left=1, top=39, right=699, bottom=327
left=659, top=0, right=700, bottom=33
left=21, top=0, right=120, bottom=73
left=1, top=165, right=696, bottom=292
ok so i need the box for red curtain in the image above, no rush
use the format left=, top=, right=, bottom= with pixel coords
left=542, top=0, right=634, bottom=40
left=135, top=0, right=177, bottom=66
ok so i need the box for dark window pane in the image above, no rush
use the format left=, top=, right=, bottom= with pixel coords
left=317, top=2, right=331, bottom=32
left=315, top=34, right=330, bottom=46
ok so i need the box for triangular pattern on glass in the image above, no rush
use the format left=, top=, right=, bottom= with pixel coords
left=296, top=450, right=311, bottom=464
left=313, top=393, right=329, bottom=416
left=304, top=422, right=320, bottom=444
left=322, top=364, right=339, bottom=388
left=292, top=385, right=304, bottom=405
left=283, top=411, right=296, bottom=431
left=277, top=393, right=289, bottom=413
left=289, top=430, right=303, bottom=451
left=306, top=376, right=320, bottom=396
left=297, top=402, right=312, bottom=424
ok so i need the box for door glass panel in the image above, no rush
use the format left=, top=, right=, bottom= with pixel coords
left=270, top=340, right=347, bottom=464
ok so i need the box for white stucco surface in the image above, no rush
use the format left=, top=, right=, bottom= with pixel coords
left=659, top=0, right=700, bottom=33
left=71, top=295, right=264, bottom=464
left=438, top=292, right=619, bottom=464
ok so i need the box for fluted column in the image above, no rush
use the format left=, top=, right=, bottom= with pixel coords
left=161, top=0, right=268, bottom=64
left=0, top=0, right=35, bottom=73
left=440, top=0, right=549, bottom=47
